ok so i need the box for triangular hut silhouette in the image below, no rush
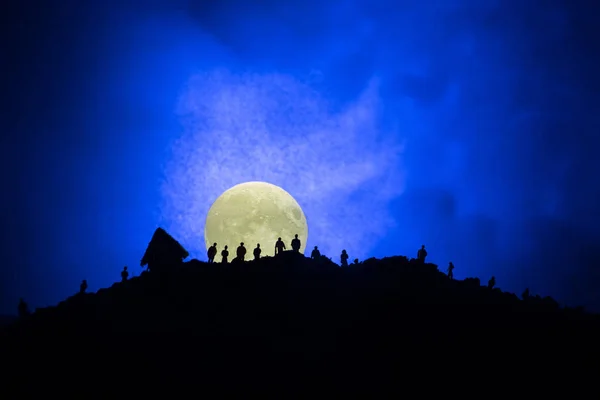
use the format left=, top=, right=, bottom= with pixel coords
left=140, top=227, right=189, bottom=273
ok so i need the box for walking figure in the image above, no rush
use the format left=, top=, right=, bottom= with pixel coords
left=447, top=262, right=454, bottom=279
left=207, top=243, right=217, bottom=263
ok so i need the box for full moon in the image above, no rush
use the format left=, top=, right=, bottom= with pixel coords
left=204, top=181, right=308, bottom=256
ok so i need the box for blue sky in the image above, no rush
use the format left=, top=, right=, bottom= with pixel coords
left=2, top=0, right=600, bottom=313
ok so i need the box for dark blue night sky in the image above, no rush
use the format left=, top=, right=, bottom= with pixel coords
left=2, top=1, right=600, bottom=314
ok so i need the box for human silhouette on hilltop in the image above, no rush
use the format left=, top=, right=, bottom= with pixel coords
left=340, top=250, right=349, bottom=267
left=253, top=244, right=261, bottom=260
left=417, top=245, right=427, bottom=263
left=291, top=234, right=301, bottom=253
left=221, top=245, right=229, bottom=264
left=207, top=243, right=217, bottom=263
left=121, top=266, right=129, bottom=282
left=311, top=246, right=320, bottom=259
left=237, top=242, right=247, bottom=261
left=447, top=262, right=454, bottom=280
left=18, top=298, right=30, bottom=318
left=80, top=279, right=88, bottom=294
left=275, top=237, right=286, bottom=255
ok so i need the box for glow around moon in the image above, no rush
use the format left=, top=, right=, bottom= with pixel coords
left=161, top=71, right=405, bottom=260
left=204, top=181, right=308, bottom=256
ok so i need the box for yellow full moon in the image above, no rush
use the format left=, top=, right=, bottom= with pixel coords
left=204, top=181, right=308, bottom=257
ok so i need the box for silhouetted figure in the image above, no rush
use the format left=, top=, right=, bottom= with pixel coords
left=311, top=246, right=320, bottom=259
left=236, top=242, right=247, bottom=261
left=488, top=276, right=496, bottom=289
left=275, top=237, right=286, bottom=255
left=221, top=245, right=229, bottom=264
left=18, top=298, right=30, bottom=318
left=417, top=245, right=427, bottom=263
left=253, top=244, right=261, bottom=260
left=447, top=262, right=454, bottom=279
left=207, top=243, right=217, bottom=263
left=522, top=288, right=530, bottom=300
left=140, top=227, right=189, bottom=273
left=291, top=234, right=301, bottom=253
left=353, top=258, right=359, bottom=265
left=121, top=266, right=129, bottom=282
left=340, top=250, right=349, bottom=267
left=80, top=279, right=88, bottom=294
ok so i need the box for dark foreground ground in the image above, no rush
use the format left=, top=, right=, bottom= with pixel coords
left=2, top=252, right=599, bottom=395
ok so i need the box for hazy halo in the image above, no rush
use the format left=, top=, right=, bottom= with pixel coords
left=161, top=70, right=405, bottom=260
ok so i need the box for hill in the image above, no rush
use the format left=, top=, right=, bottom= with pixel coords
left=0, top=315, right=16, bottom=326
left=2, top=250, right=600, bottom=395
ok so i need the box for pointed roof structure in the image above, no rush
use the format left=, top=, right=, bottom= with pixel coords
left=140, top=227, right=189, bottom=267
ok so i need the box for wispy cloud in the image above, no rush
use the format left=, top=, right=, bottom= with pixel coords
left=161, top=70, right=405, bottom=260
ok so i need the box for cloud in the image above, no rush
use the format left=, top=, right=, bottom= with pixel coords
left=160, top=70, right=405, bottom=259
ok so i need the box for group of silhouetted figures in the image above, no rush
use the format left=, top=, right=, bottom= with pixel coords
left=14, top=228, right=510, bottom=318
left=207, top=234, right=306, bottom=264
left=205, top=234, right=363, bottom=268
left=202, top=240, right=502, bottom=294
left=205, top=237, right=439, bottom=271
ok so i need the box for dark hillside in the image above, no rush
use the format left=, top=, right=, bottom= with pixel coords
left=2, top=251, right=599, bottom=394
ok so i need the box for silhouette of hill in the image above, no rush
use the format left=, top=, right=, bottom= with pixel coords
left=0, top=314, right=16, bottom=326
left=2, top=237, right=600, bottom=395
